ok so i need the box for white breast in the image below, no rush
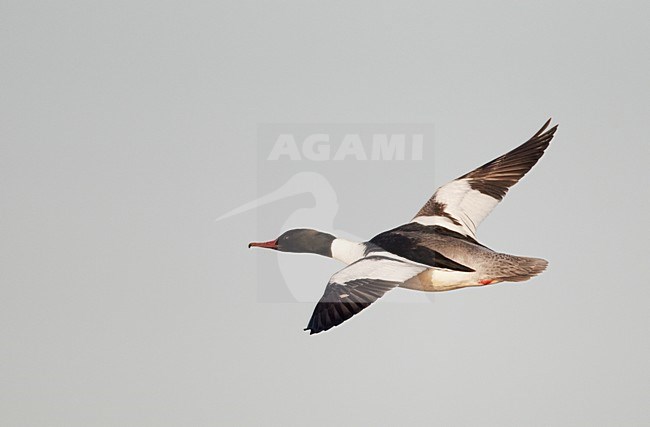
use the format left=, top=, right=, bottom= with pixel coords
left=330, top=238, right=368, bottom=264
left=402, top=268, right=481, bottom=292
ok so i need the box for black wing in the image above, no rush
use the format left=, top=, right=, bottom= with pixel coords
left=413, top=119, right=558, bottom=237
left=305, top=255, right=427, bottom=335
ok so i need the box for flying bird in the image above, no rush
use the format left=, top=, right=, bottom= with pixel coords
left=249, top=120, right=558, bottom=334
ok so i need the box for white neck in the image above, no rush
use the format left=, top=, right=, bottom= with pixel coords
left=331, top=238, right=367, bottom=265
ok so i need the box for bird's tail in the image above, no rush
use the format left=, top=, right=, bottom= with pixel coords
left=491, top=255, right=548, bottom=283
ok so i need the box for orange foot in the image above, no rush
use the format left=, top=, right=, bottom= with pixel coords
left=479, top=279, right=494, bottom=285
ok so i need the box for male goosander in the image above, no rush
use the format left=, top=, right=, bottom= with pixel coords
left=249, top=120, right=558, bottom=334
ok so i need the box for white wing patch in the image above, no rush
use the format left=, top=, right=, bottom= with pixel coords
left=413, top=180, right=498, bottom=237
left=434, top=180, right=499, bottom=237
left=331, top=255, right=428, bottom=285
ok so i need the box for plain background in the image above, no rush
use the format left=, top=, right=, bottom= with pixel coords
left=2, top=1, right=649, bottom=426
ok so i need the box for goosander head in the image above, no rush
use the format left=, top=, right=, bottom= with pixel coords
left=249, top=228, right=335, bottom=257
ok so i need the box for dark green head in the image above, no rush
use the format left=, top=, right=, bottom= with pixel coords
left=248, top=228, right=336, bottom=257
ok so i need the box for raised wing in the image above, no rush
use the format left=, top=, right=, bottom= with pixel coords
left=413, top=119, right=558, bottom=238
left=304, top=255, right=428, bottom=335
